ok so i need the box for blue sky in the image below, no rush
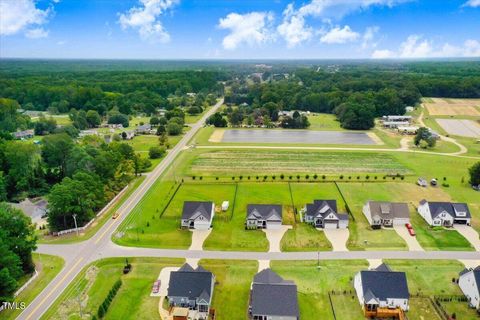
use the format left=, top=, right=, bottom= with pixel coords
left=0, top=0, right=479, bottom=59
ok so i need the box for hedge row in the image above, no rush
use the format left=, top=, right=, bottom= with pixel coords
left=96, top=279, right=122, bottom=318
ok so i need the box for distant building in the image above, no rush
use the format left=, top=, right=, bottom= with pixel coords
left=397, top=126, right=419, bottom=135
left=249, top=268, right=299, bottom=320
left=121, top=130, right=135, bottom=140
left=405, top=106, right=415, bottom=112
left=135, top=123, right=153, bottom=134
left=303, top=200, right=349, bottom=229
left=13, top=129, right=34, bottom=140
left=79, top=130, right=98, bottom=138
left=363, top=201, right=410, bottom=228
left=246, top=204, right=282, bottom=230
left=354, top=263, right=410, bottom=317
left=9, top=198, right=48, bottom=224
left=459, top=267, right=480, bottom=309
left=382, top=121, right=410, bottom=129
left=417, top=200, right=471, bottom=227
left=383, top=115, right=412, bottom=122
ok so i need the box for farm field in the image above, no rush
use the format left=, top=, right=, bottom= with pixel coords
left=41, top=257, right=183, bottom=320
left=2, top=254, right=64, bottom=320
left=186, top=149, right=412, bottom=176
left=424, top=98, right=480, bottom=116
left=271, top=260, right=368, bottom=320
left=436, top=119, right=480, bottom=138
left=198, top=259, right=258, bottom=320
left=337, top=182, right=473, bottom=251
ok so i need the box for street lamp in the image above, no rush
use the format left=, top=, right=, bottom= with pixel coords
left=72, top=214, right=79, bottom=236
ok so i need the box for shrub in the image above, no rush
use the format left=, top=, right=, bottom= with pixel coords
left=313, top=174, right=318, bottom=179
left=149, top=146, right=166, bottom=159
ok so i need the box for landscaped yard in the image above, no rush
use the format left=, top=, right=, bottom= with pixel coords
left=198, top=259, right=258, bottom=320
left=204, top=183, right=293, bottom=251
left=271, top=260, right=368, bottom=320
left=2, top=254, right=64, bottom=320
left=41, top=257, right=184, bottom=320
left=337, top=182, right=473, bottom=251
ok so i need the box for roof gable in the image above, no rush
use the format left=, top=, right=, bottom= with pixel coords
left=168, top=264, right=214, bottom=301
left=360, top=267, right=409, bottom=301
left=247, top=204, right=282, bottom=221
left=182, top=201, right=213, bottom=221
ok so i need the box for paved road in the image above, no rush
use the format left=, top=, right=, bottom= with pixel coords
left=16, top=99, right=224, bottom=320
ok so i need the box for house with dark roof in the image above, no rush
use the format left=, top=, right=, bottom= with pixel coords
left=354, top=263, right=409, bottom=318
left=303, top=200, right=349, bottom=229
left=135, top=123, right=153, bottom=134
left=459, top=266, right=480, bottom=309
left=249, top=268, right=299, bottom=320
left=13, top=129, right=34, bottom=140
left=417, top=200, right=471, bottom=227
left=362, top=201, right=410, bottom=228
left=167, top=263, right=215, bottom=319
left=246, top=204, right=282, bottom=230
left=181, top=201, right=215, bottom=230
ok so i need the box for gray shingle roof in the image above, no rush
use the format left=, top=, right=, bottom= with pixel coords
left=423, top=201, right=471, bottom=219
left=168, top=263, right=214, bottom=301
left=305, top=200, right=338, bottom=219
left=247, top=204, right=282, bottom=221
left=182, top=201, right=213, bottom=221
left=367, top=201, right=410, bottom=220
left=250, top=269, right=299, bottom=317
left=360, top=264, right=409, bottom=301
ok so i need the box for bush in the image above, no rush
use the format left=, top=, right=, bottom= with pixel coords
left=148, top=146, right=166, bottom=159
left=167, top=122, right=183, bottom=135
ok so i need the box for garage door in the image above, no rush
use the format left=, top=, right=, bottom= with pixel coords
left=324, top=221, right=338, bottom=229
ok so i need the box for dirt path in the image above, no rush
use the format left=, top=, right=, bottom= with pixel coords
left=393, top=225, right=424, bottom=251
left=322, top=229, right=349, bottom=251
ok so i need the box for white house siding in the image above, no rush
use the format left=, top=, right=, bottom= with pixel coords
left=354, top=273, right=364, bottom=306
left=339, top=219, right=349, bottom=229
left=392, top=217, right=410, bottom=226
left=362, top=205, right=373, bottom=225
left=459, top=272, right=480, bottom=309
left=417, top=203, right=434, bottom=225
left=266, top=221, right=282, bottom=230
left=385, top=298, right=409, bottom=311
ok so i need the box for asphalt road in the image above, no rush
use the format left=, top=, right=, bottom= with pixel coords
left=16, top=99, right=224, bottom=320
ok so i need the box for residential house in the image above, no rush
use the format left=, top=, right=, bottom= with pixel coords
left=135, top=123, right=153, bottom=134
left=417, top=200, right=471, bottom=227
left=13, top=129, right=34, bottom=140
left=181, top=201, right=214, bottom=230
left=9, top=198, right=48, bottom=224
left=303, top=200, right=349, bottom=229
left=363, top=201, right=410, bottom=228
left=354, top=263, right=410, bottom=318
left=121, top=130, right=135, bottom=140
left=167, top=263, right=215, bottom=320
left=249, top=268, right=299, bottom=320
left=459, top=267, right=480, bottom=309
left=246, top=204, right=282, bottom=230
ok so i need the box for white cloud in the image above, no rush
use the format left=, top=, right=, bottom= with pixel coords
left=118, top=0, right=178, bottom=43
left=0, top=0, right=52, bottom=36
left=218, top=12, right=274, bottom=50
left=371, top=49, right=395, bottom=58
left=372, top=35, right=480, bottom=58
left=320, top=25, right=359, bottom=44
left=362, top=26, right=379, bottom=48
left=463, top=0, right=480, bottom=7
left=25, top=27, right=48, bottom=39
left=277, top=0, right=408, bottom=46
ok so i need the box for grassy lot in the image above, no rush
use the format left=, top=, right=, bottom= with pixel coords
left=271, top=260, right=368, bottom=320
left=2, top=254, right=64, bottom=320
left=205, top=183, right=292, bottom=251
left=186, top=149, right=412, bottom=176
left=329, top=294, right=364, bottom=319
left=280, top=183, right=344, bottom=251
left=39, top=176, right=145, bottom=244
left=185, top=106, right=211, bottom=124
left=408, top=297, right=442, bottom=320
left=198, top=259, right=258, bottom=320
left=338, top=182, right=472, bottom=251
left=441, top=300, right=479, bottom=319
left=307, top=113, right=344, bottom=131
left=130, top=116, right=151, bottom=127
left=41, top=257, right=183, bottom=320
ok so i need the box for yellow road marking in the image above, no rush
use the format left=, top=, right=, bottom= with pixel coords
left=25, top=257, right=84, bottom=320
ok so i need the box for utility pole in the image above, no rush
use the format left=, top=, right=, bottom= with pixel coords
left=72, top=214, right=79, bottom=236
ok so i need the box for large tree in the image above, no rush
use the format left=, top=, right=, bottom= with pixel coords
left=469, top=162, right=480, bottom=187
left=42, top=133, right=75, bottom=179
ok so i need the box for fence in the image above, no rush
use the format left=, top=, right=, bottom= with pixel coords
left=334, top=182, right=355, bottom=221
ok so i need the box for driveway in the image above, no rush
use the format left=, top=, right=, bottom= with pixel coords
left=393, top=225, right=424, bottom=251
left=322, top=228, right=349, bottom=251
left=189, top=229, right=212, bottom=250
left=453, top=225, right=480, bottom=251
left=156, top=266, right=179, bottom=320
left=258, top=260, right=270, bottom=272
left=263, top=225, right=292, bottom=252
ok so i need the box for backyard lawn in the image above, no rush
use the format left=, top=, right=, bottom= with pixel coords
left=3, top=254, right=64, bottom=320
left=41, top=257, right=183, bottom=320
left=271, top=260, right=368, bottom=320
left=204, top=183, right=292, bottom=251
left=198, top=259, right=257, bottom=320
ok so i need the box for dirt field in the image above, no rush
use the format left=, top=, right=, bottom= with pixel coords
left=436, top=119, right=480, bottom=138
left=424, top=98, right=480, bottom=116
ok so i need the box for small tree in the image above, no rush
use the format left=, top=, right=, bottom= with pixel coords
left=149, top=146, right=166, bottom=159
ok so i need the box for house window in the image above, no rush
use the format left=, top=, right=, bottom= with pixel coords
left=198, top=304, right=208, bottom=313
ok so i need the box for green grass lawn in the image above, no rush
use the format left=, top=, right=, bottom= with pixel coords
left=271, top=260, right=368, bottom=320
left=329, top=294, right=364, bottom=320
left=441, top=300, right=479, bottom=319
left=307, top=113, right=344, bottom=131
left=41, top=257, right=184, bottom=320
left=338, top=182, right=472, bottom=251
left=205, top=183, right=293, bottom=251
left=408, top=297, right=442, bottom=320
left=2, top=254, right=64, bottom=320
left=198, top=259, right=257, bottom=320
left=39, top=176, right=145, bottom=244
